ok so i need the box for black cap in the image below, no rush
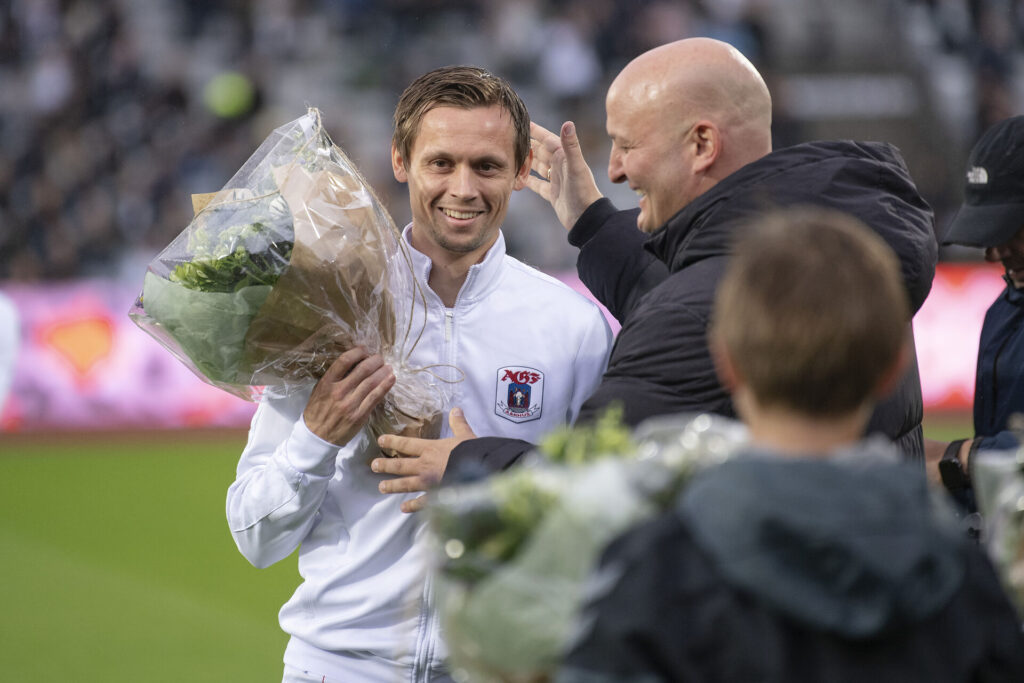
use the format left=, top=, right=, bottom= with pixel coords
left=943, top=115, right=1024, bottom=248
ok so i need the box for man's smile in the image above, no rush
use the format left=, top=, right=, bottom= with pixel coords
left=441, top=208, right=484, bottom=220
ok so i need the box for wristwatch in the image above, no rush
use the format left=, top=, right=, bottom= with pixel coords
left=939, top=438, right=973, bottom=493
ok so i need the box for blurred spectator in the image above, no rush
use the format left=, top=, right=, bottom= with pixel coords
left=0, top=0, right=1016, bottom=282
left=912, top=0, right=1022, bottom=141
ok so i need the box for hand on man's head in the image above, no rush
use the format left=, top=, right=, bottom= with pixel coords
left=526, top=120, right=604, bottom=231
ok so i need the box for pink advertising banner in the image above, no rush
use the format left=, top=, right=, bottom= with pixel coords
left=0, top=264, right=1004, bottom=433
left=912, top=262, right=1005, bottom=410
left=0, top=280, right=258, bottom=432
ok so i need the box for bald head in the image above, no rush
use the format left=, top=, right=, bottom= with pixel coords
left=604, top=38, right=773, bottom=231
left=612, top=38, right=771, bottom=167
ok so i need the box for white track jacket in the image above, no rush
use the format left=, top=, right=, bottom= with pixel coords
left=226, top=227, right=612, bottom=682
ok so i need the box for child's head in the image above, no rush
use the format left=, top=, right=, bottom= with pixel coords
left=710, top=206, right=909, bottom=420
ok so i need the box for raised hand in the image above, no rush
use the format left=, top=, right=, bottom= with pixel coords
left=525, top=120, right=604, bottom=230
left=372, top=407, right=478, bottom=513
left=302, top=347, right=396, bottom=446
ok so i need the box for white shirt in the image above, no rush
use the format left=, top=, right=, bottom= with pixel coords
left=226, top=228, right=611, bottom=680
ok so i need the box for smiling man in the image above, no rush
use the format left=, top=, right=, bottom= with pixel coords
left=393, top=94, right=525, bottom=306
left=512, top=37, right=936, bottom=458
left=225, top=66, right=611, bottom=683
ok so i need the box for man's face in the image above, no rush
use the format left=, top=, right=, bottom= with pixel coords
left=392, top=105, right=529, bottom=263
left=605, top=87, right=697, bottom=233
left=985, top=223, right=1024, bottom=288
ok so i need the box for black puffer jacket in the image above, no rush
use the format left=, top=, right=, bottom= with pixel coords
left=558, top=446, right=1024, bottom=683
left=445, top=141, right=937, bottom=479
left=571, top=140, right=936, bottom=459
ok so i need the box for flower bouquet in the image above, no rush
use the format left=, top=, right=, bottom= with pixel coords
left=129, top=108, right=443, bottom=440
left=427, top=410, right=747, bottom=682
left=973, top=446, right=1024, bottom=618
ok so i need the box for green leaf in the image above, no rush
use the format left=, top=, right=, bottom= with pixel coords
left=169, top=239, right=293, bottom=294
left=538, top=404, right=634, bottom=465
left=141, top=272, right=273, bottom=383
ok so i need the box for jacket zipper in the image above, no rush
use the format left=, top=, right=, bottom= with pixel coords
left=411, top=568, right=437, bottom=681
left=444, top=310, right=454, bottom=343
left=989, top=327, right=1016, bottom=431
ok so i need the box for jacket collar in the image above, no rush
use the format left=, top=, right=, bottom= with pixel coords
left=1002, top=275, right=1024, bottom=305
left=402, top=223, right=507, bottom=307
left=642, top=149, right=774, bottom=271
left=643, top=140, right=928, bottom=274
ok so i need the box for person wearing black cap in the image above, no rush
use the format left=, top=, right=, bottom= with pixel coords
left=929, top=115, right=1024, bottom=507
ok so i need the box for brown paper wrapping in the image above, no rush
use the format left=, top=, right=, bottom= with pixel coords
left=190, top=192, right=218, bottom=215
left=235, top=166, right=440, bottom=444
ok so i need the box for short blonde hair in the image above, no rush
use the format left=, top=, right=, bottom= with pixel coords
left=710, top=207, right=909, bottom=416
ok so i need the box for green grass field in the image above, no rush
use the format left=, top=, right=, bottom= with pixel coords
left=0, top=415, right=974, bottom=681
left=0, top=431, right=298, bottom=682
left=921, top=412, right=974, bottom=443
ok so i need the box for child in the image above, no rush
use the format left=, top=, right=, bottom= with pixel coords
left=557, top=207, right=1024, bottom=682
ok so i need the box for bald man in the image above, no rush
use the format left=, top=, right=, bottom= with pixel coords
left=381, top=38, right=937, bottom=488
left=533, top=38, right=774, bottom=234
left=525, top=37, right=935, bottom=445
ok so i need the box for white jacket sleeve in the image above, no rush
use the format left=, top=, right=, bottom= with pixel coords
left=225, top=389, right=344, bottom=569
left=567, top=308, right=613, bottom=424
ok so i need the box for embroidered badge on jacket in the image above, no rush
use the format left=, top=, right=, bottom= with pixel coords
left=495, top=366, right=544, bottom=423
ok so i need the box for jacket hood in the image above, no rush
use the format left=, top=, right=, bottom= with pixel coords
left=678, top=441, right=966, bottom=638
left=644, top=141, right=938, bottom=312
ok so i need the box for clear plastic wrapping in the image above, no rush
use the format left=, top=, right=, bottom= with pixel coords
left=974, top=447, right=1024, bottom=618
left=427, top=412, right=748, bottom=682
left=129, top=108, right=443, bottom=441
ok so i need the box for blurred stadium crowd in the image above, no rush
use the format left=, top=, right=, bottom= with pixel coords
left=0, top=0, right=1022, bottom=281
